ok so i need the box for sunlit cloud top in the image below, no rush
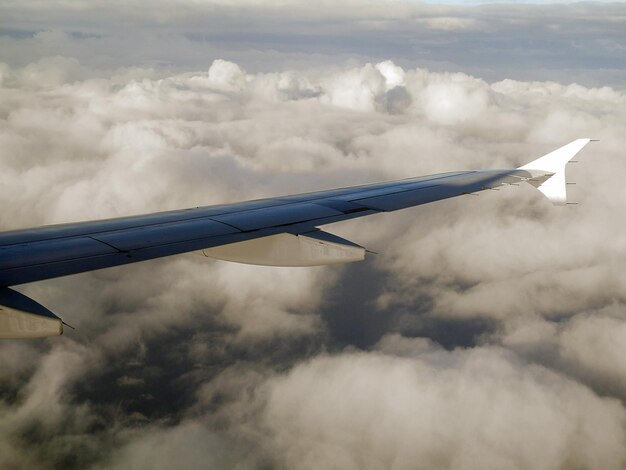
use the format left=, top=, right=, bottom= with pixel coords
left=1, top=1, right=626, bottom=468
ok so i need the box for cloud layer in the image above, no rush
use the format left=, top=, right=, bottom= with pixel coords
left=1, top=0, right=625, bottom=86
left=1, top=1, right=626, bottom=469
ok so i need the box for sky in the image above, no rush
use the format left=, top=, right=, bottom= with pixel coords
left=0, top=1, right=625, bottom=469
left=426, top=0, right=625, bottom=4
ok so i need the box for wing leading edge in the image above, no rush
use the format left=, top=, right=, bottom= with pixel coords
left=0, top=139, right=593, bottom=338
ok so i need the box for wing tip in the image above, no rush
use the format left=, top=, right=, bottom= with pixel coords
left=519, top=138, right=595, bottom=205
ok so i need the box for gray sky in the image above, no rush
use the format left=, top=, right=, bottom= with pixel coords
left=1, top=0, right=625, bottom=86
left=0, top=1, right=626, bottom=469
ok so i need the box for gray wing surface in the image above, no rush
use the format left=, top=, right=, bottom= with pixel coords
left=0, top=139, right=595, bottom=338
left=0, top=169, right=532, bottom=287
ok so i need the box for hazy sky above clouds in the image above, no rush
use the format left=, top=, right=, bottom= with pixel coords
left=1, top=1, right=626, bottom=469
left=1, top=0, right=625, bottom=86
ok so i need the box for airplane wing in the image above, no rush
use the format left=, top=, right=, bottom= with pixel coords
left=0, top=139, right=593, bottom=338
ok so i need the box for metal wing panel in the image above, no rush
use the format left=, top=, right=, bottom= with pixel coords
left=312, top=200, right=369, bottom=213
left=350, top=171, right=523, bottom=211
left=91, top=218, right=238, bottom=251
left=0, top=237, right=118, bottom=270
left=273, top=171, right=469, bottom=203
left=0, top=172, right=471, bottom=247
left=210, top=203, right=342, bottom=231
left=0, top=169, right=532, bottom=287
left=0, top=230, right=256, bottom=286
left=0, top=200, right=290, bottom=247
left=354, top=185, right=453, bottom=211
left=326, top=172, right=470, bottom=203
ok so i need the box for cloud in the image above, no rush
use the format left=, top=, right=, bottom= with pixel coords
left=420, top=16, right=482, bottom=31
left=1, top=1, right=626, bottom=467
left=418, top=73, right=491, bottom=124
left=97, top=421, right=249, bottom=470
left=501, top=304, right=626, bottom=400
left=1, top=1, right=625, bottom=85
left=261, top=347, right=626, bottom=470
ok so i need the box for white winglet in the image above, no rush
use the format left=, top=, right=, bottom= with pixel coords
left=519, top=138, right=594, bottom=205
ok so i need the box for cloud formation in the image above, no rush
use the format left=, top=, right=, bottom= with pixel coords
left=1, top=1, right=625, bottom=85
left=262, top=347, right=626, bottom=470
left=1, top=1, right=626, bottom=469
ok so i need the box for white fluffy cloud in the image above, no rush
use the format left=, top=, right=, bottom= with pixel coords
left=262, top=347, right=626, bottom=470
left=1, top=1, right=626, bottom=467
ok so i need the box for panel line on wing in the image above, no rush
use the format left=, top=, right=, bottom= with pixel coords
left=0, top=172, right=474, bottom=247
left=90, top=218, right=239, bottom=252
left=210, top=203, right=343, bottom=232
left=0, top=237, right=119, bottom=271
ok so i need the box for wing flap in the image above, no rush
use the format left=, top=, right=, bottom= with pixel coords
left=199, top=229, right=366, bottom=266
